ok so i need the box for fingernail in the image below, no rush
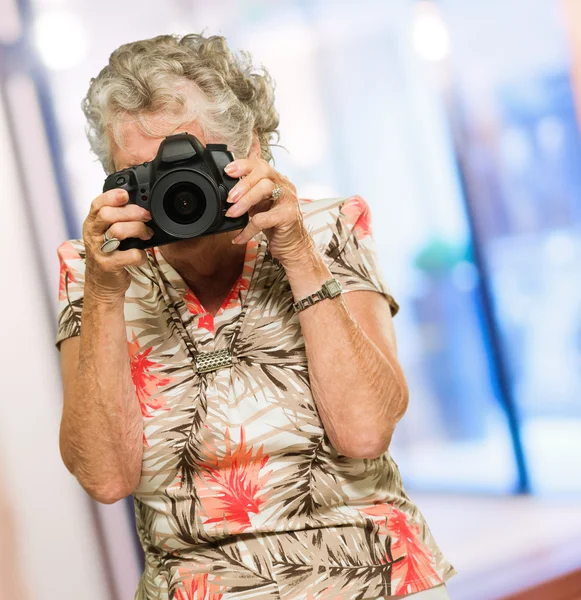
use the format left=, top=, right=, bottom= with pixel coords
left=224, top=163, right=237, bottom=175
left=225, top=205, right=241, bottom=218
left=228, top=187, right=242, bottom=204
left=117, top=190, right=128, bottom=201
left=232, top=235, right=242, bottom=244
left=147, top=227, right=155, bottom=238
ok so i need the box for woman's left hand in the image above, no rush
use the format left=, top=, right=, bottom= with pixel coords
left=223, top=158, right=314, bottom=264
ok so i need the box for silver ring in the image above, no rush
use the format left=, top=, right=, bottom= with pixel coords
left=100, top=229, right=121, bottom=253
left=271, top=183, right=282, bottom=201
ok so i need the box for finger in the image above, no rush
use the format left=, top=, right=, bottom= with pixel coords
left=112, top=248, right=148, bottom=268
left=92, top=204, right=151, bottom=234
left=251, top=196, right=276, bottom=215
left=224, top=158, right=269, bottom=179
left=225, top=159, right=274, bottom=204
left=92, top=247, right=148, bottom=270
left=232, top=204, right=291, bottom=245
left=89, top=189, right=130, bottom=215
left=225, top=178, right=276, bottom=219
left=107, top=221, right=155, bottom=241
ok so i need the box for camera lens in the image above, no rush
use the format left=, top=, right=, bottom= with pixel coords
left=163, top=182, right=206, bottom=225
left=150, top=169, right=221, bottom=239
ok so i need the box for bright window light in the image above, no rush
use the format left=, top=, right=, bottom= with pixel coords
left=33, top=9, right=88, bottom=70
left=412, top=1, right=451, bottom=62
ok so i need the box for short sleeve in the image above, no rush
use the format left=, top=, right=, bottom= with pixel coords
left=56, top=240, right=86, bottom=349
left=324, top=196, right=399, bottom=317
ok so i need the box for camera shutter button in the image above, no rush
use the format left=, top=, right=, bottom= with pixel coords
left=116, top=176, right=126, bottom=185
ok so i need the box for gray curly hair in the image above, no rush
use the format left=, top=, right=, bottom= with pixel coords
left=82, top=33, right=280, bottom=174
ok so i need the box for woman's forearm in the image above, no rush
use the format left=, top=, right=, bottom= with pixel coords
left=60, top=291, right=143, bottom=503
left=281, top=246, right=408, bottom=459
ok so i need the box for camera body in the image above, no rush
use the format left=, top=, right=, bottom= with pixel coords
left=102, top=133, right=247, bottom=250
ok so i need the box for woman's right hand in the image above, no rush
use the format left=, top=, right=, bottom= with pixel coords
left=83, top=188, right=154, bottom=301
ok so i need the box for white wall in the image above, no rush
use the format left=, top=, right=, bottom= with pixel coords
left=0, top=78, right=111, bottom=600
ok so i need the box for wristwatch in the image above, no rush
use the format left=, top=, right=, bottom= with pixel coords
left=292, top=277, right=343, bottom=313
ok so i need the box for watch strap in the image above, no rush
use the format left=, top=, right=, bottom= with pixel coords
left=292, top=278, right=342, bottom=313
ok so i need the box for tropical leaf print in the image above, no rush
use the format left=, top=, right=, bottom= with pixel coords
left=56, top=240, right=86, bottom=342
left=360, top=503, right=442, bottom=595
left=269, top=525, right=402, bottom=600
left=58, top=241, right=81, bottom=302
left=55, top=197, right=455, bottom=599
left=57, top=294, right=83, bottom=341
left=173, top=571, right=224, bottom=600
left=324, top=197, right=399, bottom=317
left=195, top=426, right=273, bottom=535
left=167, top=379, right=210, bottom=493
left=161, top=539, right=280, bottom=599
left=128, top=331, right=172, bottom=420
left=339, top=195, right=373, bottom=241
left=266, top=431, right=351, bottom=530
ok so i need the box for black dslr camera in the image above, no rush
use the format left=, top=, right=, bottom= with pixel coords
left=103, top=133, right=247, bottom=250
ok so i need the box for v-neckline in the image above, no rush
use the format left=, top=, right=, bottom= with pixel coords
left=149, top=236, right=263, bottom=327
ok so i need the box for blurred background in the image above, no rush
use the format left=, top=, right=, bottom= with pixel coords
left=1, top=0, right=580, bottom=598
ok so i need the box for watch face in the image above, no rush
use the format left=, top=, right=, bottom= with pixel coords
left=326, top=279, right=342, bottom=296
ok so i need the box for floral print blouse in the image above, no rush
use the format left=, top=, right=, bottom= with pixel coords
left=56, top=195, right=456, bottom=600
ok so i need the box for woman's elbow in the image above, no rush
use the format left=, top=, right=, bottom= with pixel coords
left=81, top=468, right=140, bottom=504
left=59, top=432, right=78, bottom=479
left=396, top=378, right=410, bottom=422
left=338, top=435, right=392, bottom=460
left=334, top=425, right=394, bottom=459
left=60, top=443, right=137, bottom=504
left=83, top=481, right=133, bottom=504
left=338, top=386, right=409, bottom=459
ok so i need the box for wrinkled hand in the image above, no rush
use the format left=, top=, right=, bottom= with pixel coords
left=82, top=189, right=154, bottom=301
left=224, top=159, right=314, bottom=264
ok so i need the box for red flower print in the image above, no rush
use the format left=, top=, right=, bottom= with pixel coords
left=195, top=426, right=272, bottom=534
left=181, top=239, right=258, bottom=330
left=174, top=571, right=223, bottom=600
left=184, top=291, right=215, bottom=334
left=340, top=195, right=373, bottom=241
left=127, top=332, right=171, bottom=417
left=220, top=276, right=249, bottom=313
left=360, top=503, right=441, bottom=595
left=197, top=313, right=214, bottom=334
left=57, top=242, right=81, bottom=302
left=184, top=290, right=205, bottom=316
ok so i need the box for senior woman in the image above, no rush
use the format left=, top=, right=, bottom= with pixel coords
left=56, top=34, right=455, bottom=600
